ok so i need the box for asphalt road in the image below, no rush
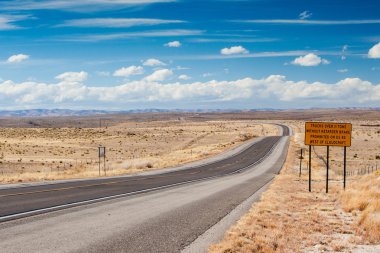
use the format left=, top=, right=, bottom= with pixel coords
left=0, top=125, right=288, bottom=220
left=0, top=124, right=289, bottom=253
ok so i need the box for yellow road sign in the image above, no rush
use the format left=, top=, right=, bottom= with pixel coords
left=305, top=122, right=352, bottom=147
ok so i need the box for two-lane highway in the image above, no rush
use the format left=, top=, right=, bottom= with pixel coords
left=0, top=125, right=288, bottom=220
left=0, top=124, right=290, bottom=253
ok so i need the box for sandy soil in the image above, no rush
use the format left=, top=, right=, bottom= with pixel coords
left=210, top=118, right=380, bottom=253
left=0, top=120, right=278, bottom=183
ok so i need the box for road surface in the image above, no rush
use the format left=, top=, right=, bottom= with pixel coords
left=0, top=124, right=290, bottom=252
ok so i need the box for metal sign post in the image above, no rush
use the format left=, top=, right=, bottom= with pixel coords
left=309, top=145, right=311, bottom=192
left=98, top=146, right=101, bottom=176
left=299, top=149, right=303, bottom=177
left=104, top=147, right=106, bottom=176
left=98, top=145, right=106, bottom=176
left=326, top=146, right=330, bottom=193
left=305, top=122, right=352, bottom=193
left=343, top=147, right=347, bottom=189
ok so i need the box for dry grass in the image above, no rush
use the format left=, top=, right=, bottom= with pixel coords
left=209, top=119, right=380, bottom=253
left=341, top=174, right=380, bottom=243
left=0, top=120, right=278, bottom=184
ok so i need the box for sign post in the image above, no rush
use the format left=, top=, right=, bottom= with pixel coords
left=343, top=147, right=347, bottom=189
left=299, top=149, right=303, bottom=177
left=98, top=145, right=106, bottom=176
left=308, top=145, right=311, bottom=192
left=305, top=122, right=352, bottom=192
left=326, top=146, right=329, bottom=193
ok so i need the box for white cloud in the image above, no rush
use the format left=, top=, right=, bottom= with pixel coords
left=178, top=74, right=191, bottom=80
left=96, top=71, right=110, bottom=77
left=341, top=45, right=348, bottom=60
left=145, top=69, right=173, bottom=82
left=64, top=30, right=202, bottom=42
left=368, top=42, right=380, bottom=59
left=176, top=66, right=190, bottom=70
left=202, top=73, right=212, bottom=77
left=113, top=66, right=144, bottom=77
left=1, top=75, right=379, bottom=109
left=7, top=54, right=30, bottom=63
left=1, top=0, right=176, bottom=12
left=58, top=18, right=184, bottom=28
left=338, top=69, right=348, bottom=73
left=190, top=38, right=278, bottom=43
left=143, top=58, right=166, bottom=66
left=291, top=53, right=330, bottom=67
left=221, top=46, right=249, bottom=55
left=240, top=19, right=380, bottom=25
left=55, top=71, right=88, bottom=82
left=0, top=14, right=29, bottom=30
left=165, top=41, right=182, bottom=47
left=299, top=11, right=312, bottom=20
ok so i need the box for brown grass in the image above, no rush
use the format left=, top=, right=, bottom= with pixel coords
left=0, top=121, right=278, bottom=184
left=209, top=119, right=380, bottom=253
left=341, top=174, right=380, bottom=243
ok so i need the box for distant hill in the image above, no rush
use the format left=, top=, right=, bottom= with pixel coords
left=0, top=108, right=245, bottom=117
left=0, top=108, right=378, bottom=118
left=0, top=109, right=114, bottom=117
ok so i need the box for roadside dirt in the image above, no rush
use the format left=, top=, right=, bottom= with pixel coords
left=209, top=119, right=380, bottom=253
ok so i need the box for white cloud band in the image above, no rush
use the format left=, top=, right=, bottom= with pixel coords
left=0, top=73, right=379, bottom=109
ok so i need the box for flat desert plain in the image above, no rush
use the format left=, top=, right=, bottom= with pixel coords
left=210, top=111, right=380, bottom=253
left=0, top=116, right=278, bottom=183
left=0, top=109, right=379, bottom=252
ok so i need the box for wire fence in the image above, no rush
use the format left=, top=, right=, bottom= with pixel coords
left=300, top=147, right=379, bottom=178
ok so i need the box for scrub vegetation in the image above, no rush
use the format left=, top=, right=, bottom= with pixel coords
left=210, top=116, right=380, bottom=253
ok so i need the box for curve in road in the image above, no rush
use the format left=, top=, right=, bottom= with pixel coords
left=0, top=125, right=289, bottom=221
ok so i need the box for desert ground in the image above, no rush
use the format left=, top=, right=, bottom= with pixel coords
left=0, top=116, right=279, bottom=183
left=0, top=109, right=379, bottom=252
left=210, top=113, right=380, bottom=252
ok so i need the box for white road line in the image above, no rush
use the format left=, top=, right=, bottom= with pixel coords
left=0, top=137, right=284, bottom=223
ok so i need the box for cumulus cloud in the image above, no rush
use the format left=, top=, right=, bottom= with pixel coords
left=368, top=42, right=380, bottom=58
left=113, top=66, right=144, bottom=77
left=145, top=69, right=173, bottom=82
left=291, top=53, right=330, bottom=66
left=178, top=74, right=191, bottom=80
left=143, top=58, right=166, bottom=66
left=338, top=69, right=348, bottom=73
left=7, top=54, right=30, bottom=63
left=55, top=71, right=88, bottom=82
left=164, top=41, right=181, bottom=47
left=221, top=46, right=249, bottom=55
left=0, top=75, right=379, bottom=109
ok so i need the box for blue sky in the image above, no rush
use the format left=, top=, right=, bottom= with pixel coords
left=0, top=0, right=380, bottom=110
